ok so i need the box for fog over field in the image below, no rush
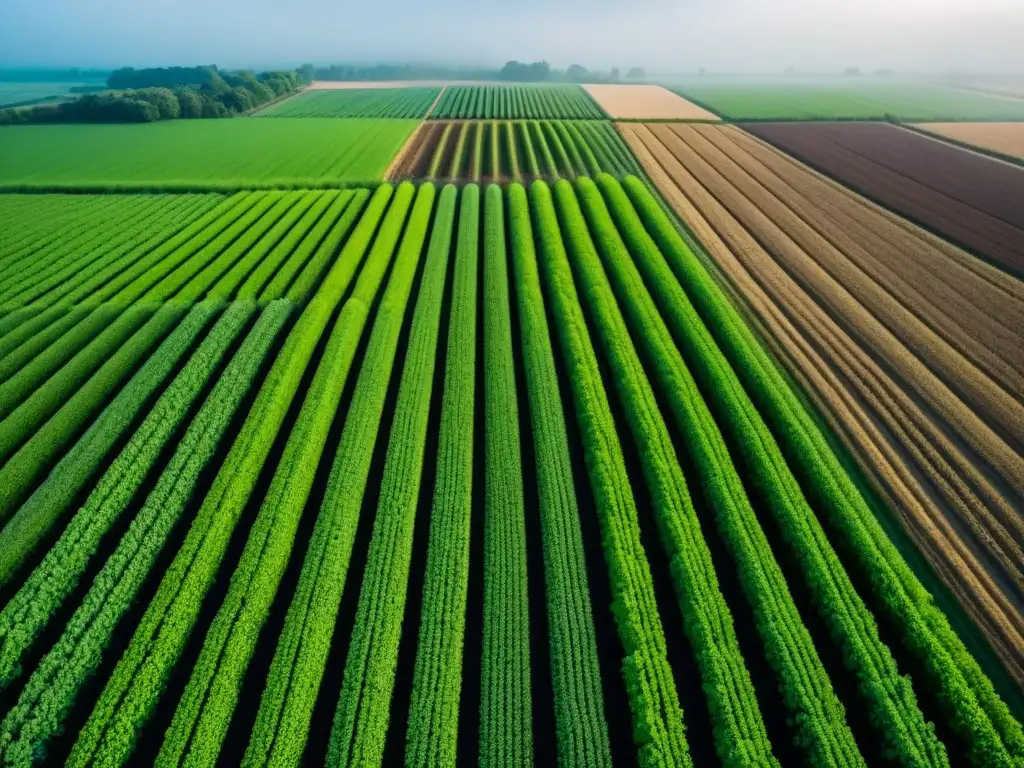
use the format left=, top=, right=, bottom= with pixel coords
left=1, top=0, right=1022, bottom=74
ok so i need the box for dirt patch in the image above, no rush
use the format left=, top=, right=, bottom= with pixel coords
left=582, top=84, right=719, bottom=120
left=916, top=122, right=1024, bottom=160
left=620, top=120, right=1024, bottom=689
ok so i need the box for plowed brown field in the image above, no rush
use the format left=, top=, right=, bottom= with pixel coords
left=620, top=121, right=1024, bottom=687
left=744, top=121, right=1024, bottom=279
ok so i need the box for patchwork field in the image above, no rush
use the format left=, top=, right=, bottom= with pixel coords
left=582, top=84, right=718, bottom=120
left=745, top=121, right=1024, bottom=278
left=389, top=119, right=642, bottom=181
left=428, top=84, right=606, bottom=120
left=621, top=121, right=1024, bottom=692
left=2, top=74, right=1024, bottom=768
left=255, top=87, right=441, bottom=118
left=0, top=119, right=419, bottom=190
left=669, top=80, right=1024, bottom=121
left=915, top=122, right=1024, bottom=161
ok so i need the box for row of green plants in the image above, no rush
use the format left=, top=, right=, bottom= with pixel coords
left=245, top=184, right=456, bottom=768
left=402, top=185, right=480, bottom=766
left=506, top=183, right=612, bottom=767
left=478, top=185, right=533, bottom=766
left=0, top=177, right=1021, bottom=768
left=0, top=302, right=290, bottom=766
left=159, top=184, right=426, bottom=767
left=65, top=186, right=399, bottom=767
left=258, top=87, right=441, bottom=119
left=429, top=85, right=605, bottom=120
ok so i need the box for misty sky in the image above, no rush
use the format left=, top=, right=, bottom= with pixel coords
left=2, top=0, right=1023, bottom=75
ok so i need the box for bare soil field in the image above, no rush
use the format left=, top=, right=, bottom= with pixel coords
left=620, top=120, right=1024, bottom=687
left=582, top=84, right=719, bottom=120
left=744, top=121, right=1024, bottom=279
left=916, top=122, right=1024, bottom=160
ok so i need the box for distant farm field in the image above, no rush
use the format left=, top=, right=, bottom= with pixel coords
left=0, top=82, right=83, bottom=107
left=669, top=80, right=1024, bottom=120
left=390, top=119, right=643, bottom=182
left=429, top=84, right=605, bottom=120
left=916, top=122, right=1024, bottom=160
left=0, top=119, right=418, bottom=190
left=255, top=87, right=441, bottom=118
left=746, top=121, right=1024, bottom=277
left=583, top=84, right=719, bottom=120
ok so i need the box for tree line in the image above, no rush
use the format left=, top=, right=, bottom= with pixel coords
left=0, top=66, right=308, bottom=125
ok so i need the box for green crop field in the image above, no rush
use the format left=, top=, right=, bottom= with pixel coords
left=256, top=86, right=441, bottom=118
left=0, top=82, right=83, bottom=107
left=0, top=166, right=1020, bottom=768
left=0, top=119, right=418, bottom=190
left=429, top=84, right=606, bottom=120
left=670, top=80, right=1024, bottom=120
left=391, top=119, right=643, bottom=181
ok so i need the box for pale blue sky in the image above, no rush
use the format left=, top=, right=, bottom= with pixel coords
left=1, top=0, right=1022, bottom=74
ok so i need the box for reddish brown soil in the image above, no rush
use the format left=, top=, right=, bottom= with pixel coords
left=744, top=121, right=1024, bottom=279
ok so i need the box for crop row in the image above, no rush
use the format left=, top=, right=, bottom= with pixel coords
left=429, top=85, right=605, bottom=120
left=0, top=178, right=1020, bottom=768
left=391, top=120, right=643, bottom=182
left=257, top=87, right=442, bottom=119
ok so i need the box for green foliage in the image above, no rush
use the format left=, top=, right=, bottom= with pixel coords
left=403, top=184, right=480, bottom=767
left=430, top=85, right=604, bottom=120
left=257, top=87, right=440, bottom=118
left=67, top=187, right=398, bottom=768
left=0, top=120, right=417, bottom=189
left=529, top=179, right=692, bottom=768
left=621, top=175, right=1024, bottom=766
left=0, top=301, right=222, bottom=587
left=506, top=182, right=611, bottom=766
left=158, top=184, right=423, bottom=768
left=0, top=303, right=288, bottom=766
left=478, top=185, right=533, bottom=767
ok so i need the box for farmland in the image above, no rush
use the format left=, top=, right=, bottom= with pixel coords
left=389, top=119, right=643, bottom=181
left=0, top=165, right=1021, bottom=768
left=583, top=84, right=719, bottom=120
left=429, top=84, right=606, bottom=120
left=914, top=122, right=1024, bottom=162
left=255, top=87, right=442, bottom=118
left=745, top=121, right=1024, bottom=278
left=669, top=79, right=1024, bottom=120
left=621, top=121, right=1024, bottom=695
left=0, top=119, right=418, bottom=190
left=0, top=82, right=83, bottom=108
left=2, top=69, right=1024, bottom=768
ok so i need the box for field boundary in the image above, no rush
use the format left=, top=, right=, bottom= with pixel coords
left=900, top=123, right=1024, bottom=171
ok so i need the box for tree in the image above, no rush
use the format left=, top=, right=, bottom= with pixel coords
left=140, top=87, right=181, bottom=120
left=843, top=67, right=861, bottom=77
left=626, top=67, right=646, bottom=80
left=298, top=63, right=315, bottom=84
left=566, top=64, right=588, bottom=82
left=610, top=67, right=620, bottom=81
left=177, top=88, right=203, bottom=119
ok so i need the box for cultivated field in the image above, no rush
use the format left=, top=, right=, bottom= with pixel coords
left=669, top=80, right=1024, bottom=120
left=429, top=84, right=605, bottom=120
left=255, top=87, right=441, bottom=118
left=915, top=122, right=1024, bottom=161
left=0, top=119, right=418, bottom=190
left=389, top=119, right=643, bottom=181
left=746, top=121, right=1024, bottom=278
left=582, top=84, right=719, bottom=120
left=2, top=69, right=1024, bottom=768
left=621, top=121, right=1024, bottom=692
left=0, top=82, right=83, bottom=107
